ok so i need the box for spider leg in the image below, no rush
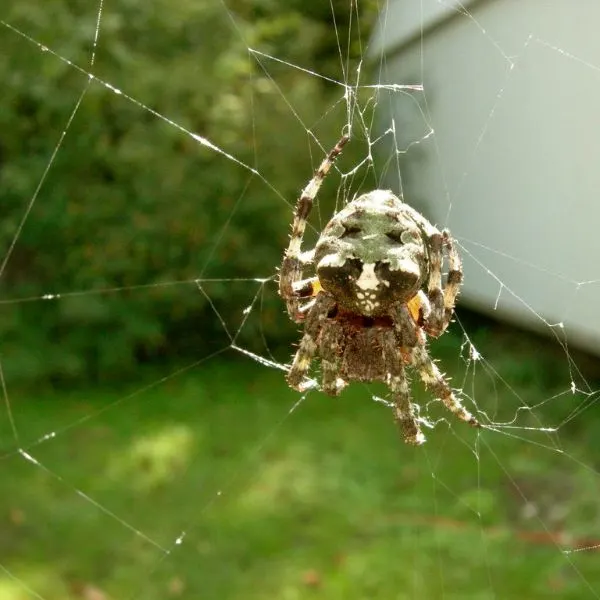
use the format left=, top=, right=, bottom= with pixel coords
left=412, top=345, right=480, bottom=429
left=319, top=319, right=346, bottom=396
left=390, top=362, right=425, bottom=446
left=422, top=230, right=446, bottom=337
left=397, top=204, right=462, bottom=338
left=279, top=135, right=349, bottom=322
left=423, top=229, right=463, bottom=338
left=287, top=333, right=318, bottom=391
left=386, top=308, right=425, bottom=444
left=440, top=229, right=463, bottom=327
left=287, top=293, right=336, bottom=391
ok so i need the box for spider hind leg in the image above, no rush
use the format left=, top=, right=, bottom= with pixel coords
left=390, top=367, right=426, bottom=445
left=383, top=330, right=425, bottom=445
left=413, top=345, right=479, bottom=428
left=287, top=333, right=318, bottom=391
left=287, top=294, right=336, bottom=391
left=319, top=319, right=346, bottom=396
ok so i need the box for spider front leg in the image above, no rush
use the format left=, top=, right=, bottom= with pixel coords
left=422, top=230, right=445, bottom=337
left=441, top=230, right=463, bottom=328
left=279, top=135, right=349, bottom=322
left=287, top=294, right=336, bottom=391
left=423, top=229, right=463, bottom=338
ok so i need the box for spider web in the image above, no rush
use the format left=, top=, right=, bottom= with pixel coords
left=1, top=1, right=600, bottom=598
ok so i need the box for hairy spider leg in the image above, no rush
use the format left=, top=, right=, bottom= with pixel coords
left=392, top=204, right=463, bottom=339
left=386, top=305, right=426, bottom=444
left=389, top=363, right=425, bottom=445
left=423, top=228, right=464, bottom=338
left=287, top=333, right=317, bottom=391
left=377, top=317, right=424, bottom=444
left=279, top=134, right=349, bottom=321
left=287, top=294, right=336, bottom=391
left=441, top=229, right=463, bottom=330
left=412, top=345, right=480, bottom=428
left=422, top=230, right=446, bottom=337
left=318, top=319, right=346, bottom=396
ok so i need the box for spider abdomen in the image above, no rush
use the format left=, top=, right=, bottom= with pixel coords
left=314, top=191, right=430, bottom=315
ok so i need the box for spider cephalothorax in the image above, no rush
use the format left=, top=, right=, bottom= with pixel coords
left=279, top=135, right=480, bottom=445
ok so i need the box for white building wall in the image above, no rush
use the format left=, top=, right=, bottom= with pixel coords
left=370, top=0, right=600, bottom=355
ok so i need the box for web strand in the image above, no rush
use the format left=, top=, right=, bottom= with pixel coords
left=1, top=2, right=600, bottom=599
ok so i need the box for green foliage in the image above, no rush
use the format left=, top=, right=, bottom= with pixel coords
left=0, top=1, right=378, bottom=383
left=2, top=360, right=599, bottom=598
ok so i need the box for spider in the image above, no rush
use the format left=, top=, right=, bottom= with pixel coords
left=278, top=134, right=480, bottom=445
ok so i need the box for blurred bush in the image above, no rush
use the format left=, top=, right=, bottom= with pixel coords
left=0, top=0, right=377, bottom=383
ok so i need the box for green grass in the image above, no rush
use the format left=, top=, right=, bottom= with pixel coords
left=1, top=329, right=600, bottom=600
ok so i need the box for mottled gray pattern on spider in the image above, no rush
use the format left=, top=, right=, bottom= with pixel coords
left=279, top=135, right=479, bottom=445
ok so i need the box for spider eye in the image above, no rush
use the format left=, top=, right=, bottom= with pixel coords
left=341, top=226, right=361, bottom=238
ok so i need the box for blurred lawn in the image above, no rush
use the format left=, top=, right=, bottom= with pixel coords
left=1, top=324, right=600, bottom=600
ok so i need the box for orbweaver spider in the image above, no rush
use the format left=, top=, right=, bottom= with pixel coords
left=279, top=135, right=480, bottom=445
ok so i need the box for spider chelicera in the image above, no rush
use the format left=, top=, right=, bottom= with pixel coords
left=278, top=134, right=480, bottom=445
